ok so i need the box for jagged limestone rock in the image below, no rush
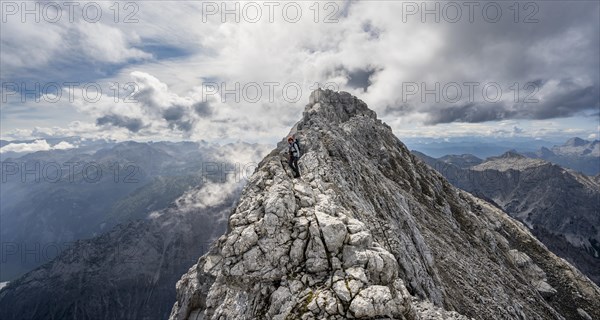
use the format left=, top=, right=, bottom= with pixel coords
left=508, top=249, right=557, bottom=298
left=170, top=89, right=600, bottom=320
left=577, top=308, right=593, bottom=320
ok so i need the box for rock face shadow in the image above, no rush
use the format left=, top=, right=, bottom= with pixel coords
left=170, top=89, right=600, bottom=320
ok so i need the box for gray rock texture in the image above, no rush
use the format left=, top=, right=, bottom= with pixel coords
left=170, top=90, right=600, bottom=320
left=415, top=150, right=600, bottom=285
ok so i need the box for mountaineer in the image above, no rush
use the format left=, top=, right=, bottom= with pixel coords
left=287, top=136, right=301, bottom=178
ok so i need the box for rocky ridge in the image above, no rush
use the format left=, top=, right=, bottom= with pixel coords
left=472, top=151, right=547, bottom=172
left=170, top=89, right=600, bottom=320
left=415, top=150, right=600, bottom=285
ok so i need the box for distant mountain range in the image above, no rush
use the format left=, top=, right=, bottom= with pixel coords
left=402, top=136, right=563, bottom=158
left=0, top=139, right=268, bottom=282
left=0, top=139, right=270, bottom=319
left=414, top=150, right=600, bottom=284
left=523, top=137, right=600, bottom=175
left=405, top=137, right=600, bottom=175
left=0, top=180, right=241, bottom=319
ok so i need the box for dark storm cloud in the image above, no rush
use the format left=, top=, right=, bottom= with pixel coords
left=383, top=104, right=413, bottom=117
left=96, top=114, right=145, bottom=132
left=526, top=83, right=599, bottom=120
left=163, top=105, right=185, bottom=121
left=162, top=105, right=196, bottom=132
left=425, top=102, right=512, bottom=125
left=419, top=78, right=599, bottom=124
left=102, top=73, right=216, bottom=134
left=382, top=1, right=600, bottom=125
left=347, top=68, right=377, bottom=90
left=131, top=85, right=163, bottom=110
left=193, top=101, right=213, bottom=117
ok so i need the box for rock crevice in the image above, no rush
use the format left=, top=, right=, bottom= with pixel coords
left=170, top=89, right=600, bottom=320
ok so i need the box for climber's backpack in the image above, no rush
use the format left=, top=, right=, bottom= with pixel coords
left=294, top=137, right=302, bottom=155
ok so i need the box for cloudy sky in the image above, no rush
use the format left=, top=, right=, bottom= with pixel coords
left=1, top=0, right=599, bottom=145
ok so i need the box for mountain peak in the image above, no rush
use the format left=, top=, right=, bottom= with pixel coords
left=564, top=137, right=588, bottom=147
left=170, top=91, right=600, bottom=320
left=490, top=149, right=525, bottom=160
left=475, top=150, right=549, bottom=172
left=539, top=146, right=555, bottom=157
left=549, top=137, right=600, bottom=160
left=303, top=89, right=377, bottom=124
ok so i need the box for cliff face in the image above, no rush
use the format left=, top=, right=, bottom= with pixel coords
left=416, top=151, right=600, bottom=285
left=170, top=90, right=600, bottom=320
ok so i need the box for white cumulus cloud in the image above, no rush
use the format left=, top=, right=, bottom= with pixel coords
left=0, top=140, right=76, bottom=154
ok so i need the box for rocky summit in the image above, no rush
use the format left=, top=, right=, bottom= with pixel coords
left=169, top=89, right=600, bottom=320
